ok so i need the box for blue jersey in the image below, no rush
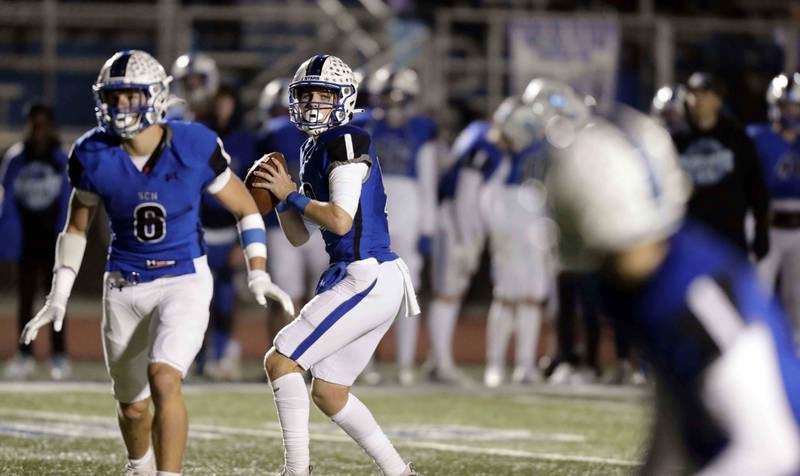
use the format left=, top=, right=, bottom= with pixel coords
left=747, top=123, right=800, bottom=199
left=351, top=112, right=437, bottom=178
left=201, top=126, right=256, bottom=230
left=69, top=120, right=229, bottom=281
left=601, top=221, right=800, bottom=457
left=257, top=116, right=307, bottom=228
left=299, top=124, right=397, bottom=265
left=437, top=121, right=504, bottom=201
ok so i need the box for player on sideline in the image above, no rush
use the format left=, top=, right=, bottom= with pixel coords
left=251, top=54, right=419, bottom=476
left=548, top=106, right=800, bottom=475
left=18, top=50, right=292, bottom=476
left=353, top=65, right=438, bottom=385
left=257, top=78, right=329, bottom=337
left=749, top=72, right=800, bottom=340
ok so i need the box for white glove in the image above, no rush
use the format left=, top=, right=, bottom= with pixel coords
left=20, top=294, right=67, bottom=345
left=248, top=270, right=295, bottom=316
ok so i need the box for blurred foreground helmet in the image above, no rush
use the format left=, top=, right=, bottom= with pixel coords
left=767, top=72, right=800, bottom=132
left=93, top=50, right=172, bottom=138
left=171, top=52, right=219, bottom=106
left=492, top=96, right=542, bottom=153
left=546, top=106, right=691, bottom=269
left=651, top=84, right=688, bottom=134
left=259, top=77, right=291, bottom=122
left=289, top=54, right=358, bottom=135
left=521, top=78, right=590, bottom=148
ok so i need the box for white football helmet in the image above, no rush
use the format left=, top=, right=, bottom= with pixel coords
left=651, top=84, right=688, bottom=134
left=366, top=65, right=419, bottom=124
left=521, top=78, right=591, bottom=149
left=93, top=50, right=172, bottom=138
left=171, top=52, right=219, bottom=106
left=289, top=54, right=358, bottom=135
left=492, top=96, right=542, bottom=153
left=546, top=106, right=691, bottom=269
left=259, top=77, right=291, bottom=123
left=767, top=72, right=800, bottom=131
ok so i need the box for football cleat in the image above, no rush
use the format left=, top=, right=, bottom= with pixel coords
left=3, top=353, right=35, bottom=380
left=483, top=365, right=504, bottom=388
left=49, top=354, right=72, bottom=381
left=123, top=455, right=156, bottom=476
left=277, top=465, right=312, bottom=476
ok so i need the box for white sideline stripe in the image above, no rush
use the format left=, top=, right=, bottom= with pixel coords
left=0, top=408, right=640, bottom=467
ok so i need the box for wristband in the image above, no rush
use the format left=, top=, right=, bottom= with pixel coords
left=237, top=214, right=267, bottom=271
left=286, top=191, right=311, bottom=215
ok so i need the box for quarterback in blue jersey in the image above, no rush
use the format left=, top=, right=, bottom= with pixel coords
left=352, top=65, right=438, bottom=385
left=257, top=78, right=328, bottom=327
left=251, top=54, right=418, bottom=476
left=548, top=107, right=800, bottom=475
left=749, top=72, right=800, bottom=339
left=18, top=50, right=292, bottom=476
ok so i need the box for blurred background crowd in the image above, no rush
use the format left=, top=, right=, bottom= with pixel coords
left=1, top=0, right=799, bottom=387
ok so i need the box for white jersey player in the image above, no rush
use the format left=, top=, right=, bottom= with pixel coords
left=253, top=54, right=418, bottom=476
left=18, top=50, right=292, bottom=476
left=352, top=65, right=438, bottom=385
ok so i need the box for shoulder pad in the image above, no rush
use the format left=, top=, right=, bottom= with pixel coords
left=168, top=120, right=219, bottom=165
left=325, top=130, right=371, bottom=164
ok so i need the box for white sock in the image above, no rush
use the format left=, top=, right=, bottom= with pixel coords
left=514, top=304, right=542, bottom=372
left=271, top=373, right=310, bottom=475
left=427, top=299, right=460, bottom=369
left=331, top=393, right=406, bottom=476
left=156, top=472, right=180, bottom=476
left=128, top=446, right=153, bottom=467
left=486, top=300, right=513, bottom=369
left=395, top=314, right=420, bottom=370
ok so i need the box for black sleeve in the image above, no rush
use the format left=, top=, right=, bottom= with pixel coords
left=326, top=133, right=372, bottom=169
left=68, top=150, right=85, bottom=189
left=208, top=142, right=229, bottom=177
left=740, top=130, right=770, bottom=258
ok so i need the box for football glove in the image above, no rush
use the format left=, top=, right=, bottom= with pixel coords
left=248, top=270, right=295, bottom=316
left=20, top=293, right=67, bottom=346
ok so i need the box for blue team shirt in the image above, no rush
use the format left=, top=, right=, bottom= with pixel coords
left=351, top=111, right=437, bottom=178
left=601, top=222, right=800, bottom=458
left=257, top=116, right=307, bottom=228
left=0, top=143, right=71, bottom=260
left=438, top=120, right=504, bottom=201
left=299, top=124, right=396, bottom=265
left=507, top=140, right=547, bottom=185
left=747, top=123, right=800, bottom=199
left=69, top=120, right=228, bottom=281
left=200, top=126, right=255, bottom=230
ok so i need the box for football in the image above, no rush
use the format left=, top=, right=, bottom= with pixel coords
left=245, top=152, right=289, bottom=215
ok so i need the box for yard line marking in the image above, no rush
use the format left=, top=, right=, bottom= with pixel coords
left=0, top=408, right=640, bottom=467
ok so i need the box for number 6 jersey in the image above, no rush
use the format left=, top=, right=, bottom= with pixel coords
left=68, top=120, right=230, bottom=282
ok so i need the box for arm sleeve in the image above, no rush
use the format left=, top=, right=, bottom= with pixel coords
left=328, top=162, right=369, bottom=219
left=326, top=132, right=372, bottom=174
left=0, top=144, right=18, bottom=215
left=206, top=137, right=233, bottom=194
left=417, top=141, right=438, bottom=236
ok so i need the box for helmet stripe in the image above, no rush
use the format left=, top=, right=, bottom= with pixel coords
left=109, top=51, right=132, bottom=79
left=306, top=54, right=329, bottom=77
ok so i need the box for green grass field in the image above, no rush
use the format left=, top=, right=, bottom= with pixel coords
left=0, top=364, right=651, bottom=475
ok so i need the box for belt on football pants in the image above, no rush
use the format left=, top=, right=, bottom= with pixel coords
left=772, top=211, right=800, bottom=229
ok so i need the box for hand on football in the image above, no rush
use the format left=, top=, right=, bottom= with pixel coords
left=20, top=297, right=67, bottom=345
left=250, top=159, right=297, bottom=202
left=248, top=270, right=295, bottom=316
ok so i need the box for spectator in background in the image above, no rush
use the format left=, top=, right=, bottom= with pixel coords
left=672, top=72, right=770, bottom=259
left=0, top=102, right=71, bottom=380
left=199, top=85, right=257, bottom=381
